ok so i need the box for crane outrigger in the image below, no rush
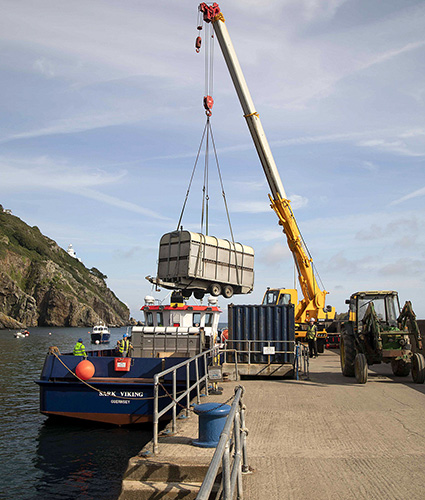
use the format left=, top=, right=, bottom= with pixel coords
left=197, top=3, right=335, bottom=347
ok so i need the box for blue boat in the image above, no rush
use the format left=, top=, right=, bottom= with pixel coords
left=36, top=293, right=222, bottom=425
left=36, top=349, right=196, bottom=425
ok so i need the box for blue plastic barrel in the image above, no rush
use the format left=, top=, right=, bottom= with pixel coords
left=192, top=402, right=231, bottom=448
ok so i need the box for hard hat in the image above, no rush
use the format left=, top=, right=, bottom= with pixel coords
left=309, top=318, right=315, bottom=322
left=123, top=333, right=128, bottom=338
left=78, top=338, right=83, bottom=342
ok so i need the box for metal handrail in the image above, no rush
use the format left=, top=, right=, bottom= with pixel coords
left=294, top=342, right=310, bottom=380
left=153, top=346, right=219, bottom=454
left=224, top=339, right=295, bottom=365
left=196, top=385, right=248, bottom=500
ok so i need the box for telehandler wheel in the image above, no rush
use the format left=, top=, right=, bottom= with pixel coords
left=222, top=285, right=234, bottom=299
left=411, top=353, right=425, bottom=384
left=340, top=334, right=355, bottom=377
left=209, top=283, right=222, bottom=297
left=391, top=359, right=411, bottom=377
left=354, top=353, right=368, bottom=384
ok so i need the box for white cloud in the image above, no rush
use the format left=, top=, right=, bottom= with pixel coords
left=0, top=156, right=169, bottom=220
left=258, top=241, right=292, bottom=266
left=360, top=161, right=379, bottom=172
left=33, top=57, right=55, bottom=78
left=358, top=139, right=425, bottom=157
left=232, top=201, right=270, bottom=213
left=1, top=112, right=143, bottom=143
left=391, top=187, right=425, bottom=206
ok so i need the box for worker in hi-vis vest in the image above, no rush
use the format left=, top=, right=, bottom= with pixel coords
left=73, top=338, right=87, bottom=357
left=306, top=318, right=318, bottom=358
left=119, top=333, right=132, bottom=357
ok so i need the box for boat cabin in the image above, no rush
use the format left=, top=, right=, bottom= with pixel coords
left=140, top=293, right=221, bottom=339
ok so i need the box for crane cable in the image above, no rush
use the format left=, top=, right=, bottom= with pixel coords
left=176, top=18, right=240, bottom=284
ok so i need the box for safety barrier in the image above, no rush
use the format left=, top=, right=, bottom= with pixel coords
left=223, top=338, right=294, bottom=375
left=294, top=342, right=310, bottom=380
left=196, top=385, right=249, bottom=500
left=153, top=346, right=219, bottom=454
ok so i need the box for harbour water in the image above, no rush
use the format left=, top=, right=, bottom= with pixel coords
left=0, top=327, right=152, bottom=500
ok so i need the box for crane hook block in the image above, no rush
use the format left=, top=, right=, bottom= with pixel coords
left=195, top=36, right=202, bottom=53
left=204, top=95, right=214, bottom=115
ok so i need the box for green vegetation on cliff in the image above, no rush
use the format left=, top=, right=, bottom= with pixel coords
left=0, top=206, right=130, bottom=328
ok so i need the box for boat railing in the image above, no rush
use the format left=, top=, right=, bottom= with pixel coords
left=196, top=385, right=249, bottom=500
left=153, top=345, right=219, bottom=454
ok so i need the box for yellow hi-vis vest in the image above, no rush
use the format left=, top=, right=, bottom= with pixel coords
left=73, top=342, right=86, bottom=356
left=119, top=338, right=129, bottom=354
left=306, top=325, right=317, bottom=340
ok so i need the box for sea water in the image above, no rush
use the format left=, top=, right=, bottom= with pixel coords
left=0, top=327, right=152, bottom=500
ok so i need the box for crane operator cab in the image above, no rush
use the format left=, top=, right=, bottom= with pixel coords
left=262, top=288, right=297, bottom=307
left=262, top=287, right=331, bottom=353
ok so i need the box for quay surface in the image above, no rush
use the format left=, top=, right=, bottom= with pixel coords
left=120, top=350, right=425, bottom=499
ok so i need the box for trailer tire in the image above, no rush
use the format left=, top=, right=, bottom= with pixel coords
left=355, top=353, right=368, bottom=384
left=222, top=285, right=233, bottom=299
left=210, top=283, right=222, bottom=297
left=340, top=333, right=355, bottom=377
left=411, top=353, right=425, bottom=384
left=391, top=359, right=411, bottom=377
left=194, top=290, right=205, bottom=300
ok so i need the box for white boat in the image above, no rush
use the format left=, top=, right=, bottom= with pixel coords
left=14, top=329, right=30, bottom=338
left=130, top=292, right=222, bottom=356
left=90, top=322, right=111, bottom=344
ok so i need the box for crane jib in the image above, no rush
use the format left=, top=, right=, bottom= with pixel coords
left=197, top=2, right=334, bottom=323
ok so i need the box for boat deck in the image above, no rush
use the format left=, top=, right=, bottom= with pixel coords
left=120, top=350, right=425, bottom=499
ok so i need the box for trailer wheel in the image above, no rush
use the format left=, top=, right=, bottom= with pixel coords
left=411, top=353, right=425, bottom=384
left=340, top=334, right=355, bottom=377
left=182, top=290, right=192, bottom=299
left=194, top=290, right=205, bottom=300
left=209, top=283, right=222, bottom=297
left=355, top=353, right=368, bottom=384
left=391, top=359, right=411, bottom=377
left=222, top=285, right=233, bottom=299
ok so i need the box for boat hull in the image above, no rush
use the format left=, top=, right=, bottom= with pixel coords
left=37, top=380, right=169, bottom=425
left=36, top=350, right=202, bottom=426
left=90, top=333, right=111, bottom=344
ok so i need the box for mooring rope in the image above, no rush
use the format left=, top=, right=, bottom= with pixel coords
left=49, top=350, right=172, bottom=401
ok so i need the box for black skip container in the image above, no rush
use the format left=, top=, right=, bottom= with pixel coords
left=228, top=304, right=295, bottom=364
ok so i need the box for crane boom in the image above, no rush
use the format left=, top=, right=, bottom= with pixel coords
left=198, top=3, right=332, bottom=321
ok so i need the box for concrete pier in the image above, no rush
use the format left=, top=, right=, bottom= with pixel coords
left=120, top=350, right=425, bottom=499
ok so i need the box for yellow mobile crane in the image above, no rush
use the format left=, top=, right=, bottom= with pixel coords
left=198, top=3, right=335, bottom=349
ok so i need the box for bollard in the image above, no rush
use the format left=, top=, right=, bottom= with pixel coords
left=192, top=402, right=231, bottom=448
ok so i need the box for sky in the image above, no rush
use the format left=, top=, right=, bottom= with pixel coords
left=1, top=0, right=425, bottom=321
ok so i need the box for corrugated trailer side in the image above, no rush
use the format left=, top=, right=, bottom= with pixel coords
left=156, top=230, right=254, bottom=296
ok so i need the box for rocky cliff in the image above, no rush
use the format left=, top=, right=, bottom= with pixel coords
left=0, top=207, right=130, bottom=328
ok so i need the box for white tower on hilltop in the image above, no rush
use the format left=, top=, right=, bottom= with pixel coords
left=67, top=244, right=82, bottom=262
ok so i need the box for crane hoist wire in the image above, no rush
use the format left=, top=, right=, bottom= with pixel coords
left=176, top=116, right=236, bottom=242
left=176, top=18, right=240, bottom=283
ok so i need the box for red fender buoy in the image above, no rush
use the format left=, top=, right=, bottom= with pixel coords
left=75, top=360, right=95, bottom=380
